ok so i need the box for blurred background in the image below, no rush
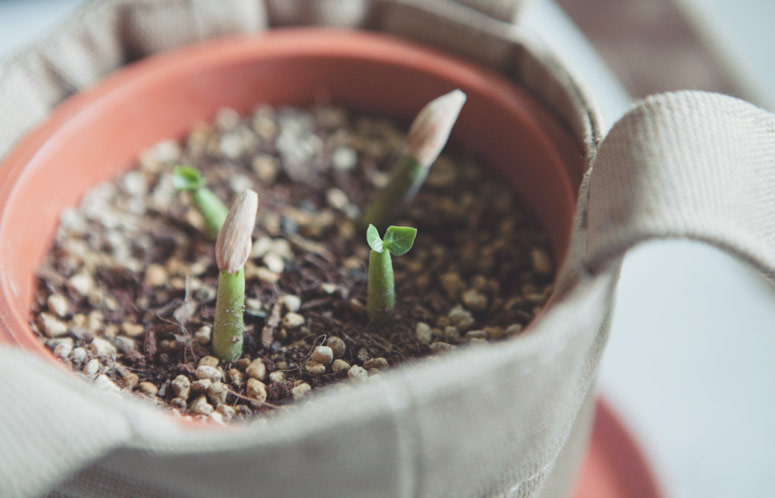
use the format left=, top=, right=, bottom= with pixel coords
left=1, top=1, right=774, bottom=497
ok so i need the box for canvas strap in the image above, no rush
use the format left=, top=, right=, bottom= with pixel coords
left=585, top=91, right=775, bottom=280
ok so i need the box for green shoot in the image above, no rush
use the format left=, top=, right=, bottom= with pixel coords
left=173, top=165, right=229, bottom=239
left=366, top=224, right=417, bottom=323
left=360, top=89, right=466, bottom=229
left=212, top=189, right=258, bottom=361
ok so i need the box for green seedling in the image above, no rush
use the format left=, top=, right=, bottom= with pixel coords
left=212, top=189, right=258, bottom=361
left=360, top=89, right=466, bottom=229
left=173, top=165, right=230, bottom=239
left=366, top=224, right=417, bottom=323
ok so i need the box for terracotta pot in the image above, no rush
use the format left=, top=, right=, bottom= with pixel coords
left=0, top=28, right=582, bottom=372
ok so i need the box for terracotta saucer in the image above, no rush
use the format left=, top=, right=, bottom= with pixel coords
left=574, top=400, right=663, bottom=498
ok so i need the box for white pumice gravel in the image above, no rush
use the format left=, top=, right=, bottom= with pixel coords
left=282, top=312, right=305, bottom=329
left=245, top=359, right=267, bottom=380
left=347, top=365, right=368, bottom=382
left=326, top=336, right=346, bottom=358
left=291, top=382, right=311, bottom=400
left=195, top=366, right=222, bottom=382
left=415, top=322, right=433, bottom=344
left=39, top=313, right=68, bottom=338
left=246, top=378, right=267, bottom=402
left=280, top=294, right=302, bottom=313
left=310, top=346, right=334, bottom=365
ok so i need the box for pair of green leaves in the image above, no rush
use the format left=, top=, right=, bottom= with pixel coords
left=366, top=224, right=417, bottom=256
left=172, top=165, right=205, bottom=191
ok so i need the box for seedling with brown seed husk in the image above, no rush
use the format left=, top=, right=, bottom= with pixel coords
left=212, top=189, right=258, bottom=361
left=359, top=89, right=466, bottom=229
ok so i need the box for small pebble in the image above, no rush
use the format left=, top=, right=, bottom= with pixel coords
left=90, top=337, right=117, bottom=359
left=39, top=313, right=68, bottom=338
left=195, top=326, right=212, bottom=345
left=282, top=312, right=305, bottom=329
left=465, top=330, right=487, bottom=341
left=254, top=267, right=281, bottom=283
left=349, top=298, right=367, bottom=315
left=84, top=359, right=101, bottom=378
left=347, top=365, right=368, bottom=382
left=462, top=289, right=488, bottom=312
left=429, top=342, right=455, bottom=353
left=195, top=366, right=222, bottom=382
left=94, top=375, right=120, bottom=392
left=326, top=188, right=349, bottom=210
left=87, top=311, right=104, bottom=334
left=137, top=382, right=158, bottom=396
left=305, top=361, right=326, bottom=376
left=331, top=145, right=357, bottom=170
left=114, top=336, right=137, bottom=353
left=310, top=346, right=334, bottom=365
left=530, top=248, right=553, bottom=275
left=121, top=322, right=145, bottom=338
left=170, top=397, right=187, bottom=411
left=198, top=356, right=219, bottom=368
left=172, top=375, right=191, bottom=400
left=69, top=271, right=94, bottom=296
left=484, top=326, right=506, bottom=340
left=320, top=283, right=338, bottom=294
left=51, top=339, right=73, bottom=359
left=505, top=323, right=523, bottom=336
left=281, top=294, right=302, bottom=313
left=191, top=379, right=212, bottom=392
left=440, top=272, right=464, bottom=300
left=207, top=382, right=228, bottom=405
left=47, top=294, right=70, bottom=318
left=326, top=336, right=346, bottom=358
left=216, top=404, right=236, bottom=421
left=332, top=359, right=350, bottom=374
left=208, top=412, right=225, bottom=425
left=71, top=347, right=87, bottom=364
left=268, top=371, right=285, bottom=383
left=448, top=305, right=475, bottom=331
left=252, top=155, right=279, bottom=184
left=228, top=368, right=245, bottom=387
left=121, top=371, right=139, bottom=390
left=190, top=394, right=214, bottom=415
left=443, top=326, right=461, bottom=343
left=215, top=107, right=240, bottom=130
left=245, top=359, right=267, bottom=380
left=144, top=264, right=168, bottom=287
left=264, top=253, right=285, bottom=273
left=291, top=382, right=312, bottom=400
left=415, top=322, right=433, bottom=344
left=363, top=357, right=389, bottom=370
left=247, top=378, right=267, bottom=402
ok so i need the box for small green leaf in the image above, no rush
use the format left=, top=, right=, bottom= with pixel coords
left=172, top=165, right=204, bottom=191
left=366, top=224, right=383, bottom=253
left=383, top=226, right=417, bottom=256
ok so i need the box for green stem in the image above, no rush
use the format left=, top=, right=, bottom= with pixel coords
left=193, top=188, right=229, bottom=240
left=367, top=249, right=394, bottom=323
left=213, top=268, right=245, bottom=361
left=360, top=156, right=425, bottom=230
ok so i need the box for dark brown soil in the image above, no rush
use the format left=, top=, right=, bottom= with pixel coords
left=31, top=105, right=554, bottom=423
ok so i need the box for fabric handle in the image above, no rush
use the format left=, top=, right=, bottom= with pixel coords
left=585, top=91, right=775, bottom=281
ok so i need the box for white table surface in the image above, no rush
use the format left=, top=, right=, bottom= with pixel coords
left=2, top=2, right=774, bottom=498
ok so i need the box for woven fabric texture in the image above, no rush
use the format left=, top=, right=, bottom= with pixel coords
left=0, top=1, right=773, bottom=498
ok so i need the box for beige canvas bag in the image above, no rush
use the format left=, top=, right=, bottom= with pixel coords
left=0, top=1, right=773, bottom=497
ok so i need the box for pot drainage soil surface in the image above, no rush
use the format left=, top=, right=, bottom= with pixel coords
left=31, top=104, right=554, bottom=423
